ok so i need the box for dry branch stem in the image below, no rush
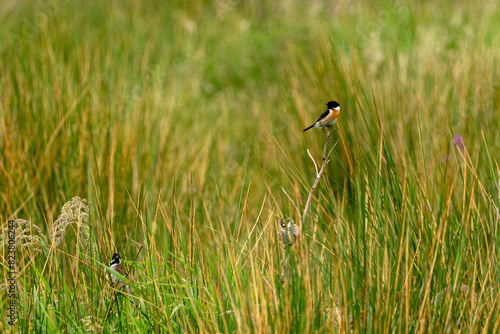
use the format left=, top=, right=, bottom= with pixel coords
left=307, top=149, right=319, bottom=176
left=280, top=251, right=292, bottom=283
left=302, top=127, right=336, bottom=226
left=281, top=127, right=336, bottom=285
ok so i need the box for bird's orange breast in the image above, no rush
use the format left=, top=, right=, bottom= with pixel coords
left=323, top=109, right=339, bottom=122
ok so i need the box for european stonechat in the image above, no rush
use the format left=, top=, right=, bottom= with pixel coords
left=303, top=101, right=340, bottom=132
left=109, top=252, right=137, bottom=307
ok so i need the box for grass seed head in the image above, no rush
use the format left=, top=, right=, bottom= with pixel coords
left=51, top=196, right=90, bottom=247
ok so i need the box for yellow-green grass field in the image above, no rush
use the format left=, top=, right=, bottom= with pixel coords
left=1, top=0, right=500, bottom=332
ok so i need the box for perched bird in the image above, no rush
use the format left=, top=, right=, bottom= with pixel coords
left=277, top=218, right=300, bottom=247
left=109, top=252, right=137, bottom=307
left=303, top=101, right=340, bottom=132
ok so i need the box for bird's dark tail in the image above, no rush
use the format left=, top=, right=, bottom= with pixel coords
left=303, top=124, right=315, bottom=132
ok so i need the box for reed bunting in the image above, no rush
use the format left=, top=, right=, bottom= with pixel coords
left=109, top=252, right=137, bottom=307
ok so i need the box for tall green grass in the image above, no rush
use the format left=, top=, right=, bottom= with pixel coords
left=1, top=0, right=500, bottom=332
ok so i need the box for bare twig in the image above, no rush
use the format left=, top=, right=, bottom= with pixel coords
left=302, top=127, right=337, bottom=226
left=307, top=149, right=319, bottom=176
left=280, top=251, right=292, bottom=284
left=280, top=126, right=337, bottom=286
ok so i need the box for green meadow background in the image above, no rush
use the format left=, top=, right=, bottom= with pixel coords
left=1, top=0, right=500, bottom=332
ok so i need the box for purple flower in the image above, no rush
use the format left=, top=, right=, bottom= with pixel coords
left=454, top=134, right=464, bottom=151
